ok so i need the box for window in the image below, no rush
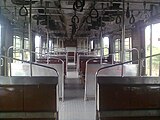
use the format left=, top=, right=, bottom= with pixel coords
left=35, top=35, right=41, bottom=58
left=59, top=40, right=64, bottom=49
left=41, top=42, right=47, bottom=54
left=124, top=37, right=132, bottom=62
left=13, top=36, right=30, bottom=62
left=23, top=38, right=30, bottom=61
left=145, top=23, right=160, bottom=76
left=114, top=37, right=132, bottom=62
left=103, top=37, right=109, bottom=56
left=49, top=40, right=53, bottom=53
left=152, top=24, right=160, bottom=76
left=13, top=36, right=22, bottom=63
left=114, top=39, right=121, bottom=62
left=90, top=40, right=94, bottom=50
left=145, top=25, right=151, bottom=76
left=13, top=36, right=21, bottom=49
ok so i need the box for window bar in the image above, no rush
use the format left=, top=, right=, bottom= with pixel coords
left=150, top=24, right=152, bottom=76
left=29, top=0, right=32, bottom=76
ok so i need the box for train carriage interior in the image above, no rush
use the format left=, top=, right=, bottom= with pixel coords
left=0, top=0, right=160, bottom=120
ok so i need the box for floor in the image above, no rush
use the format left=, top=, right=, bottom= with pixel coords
left=59, top=66, right=96, bottom=120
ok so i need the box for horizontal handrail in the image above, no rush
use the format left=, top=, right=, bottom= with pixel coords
left=86, top=57, right=107, bottom=65
left=94, top=47, right=109, bottom=51
left=96, top=53, right=160, bottom=76
left=7, top=46, right=67, bottom=60
left=77, top=49, right=88, bottom=52
left=7, top=46, right=44, bottom=58
left=103, top=53, right=116, bottom=64
left=0, top=54, right=59, bottom=77
left=35, top=47, right=66, bottom=51
left=76, top=54, right=99, bottom=71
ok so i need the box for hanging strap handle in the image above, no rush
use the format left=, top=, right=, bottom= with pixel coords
left=71, top=14, right=79, bottom=23
left=19, top=4, right=28, bottom=16
left=75, top=0, right=85, bottom=8
left=143, top=1, right=147, bottom=12
left=73, top=0, right=84, bottom=12
left=126, top=3, right=130, bottom=18
left=89, top=8, right=99, bottom=18
left=86, top=16, right=92, bottom=24
left=37, top=14, right=40, bottom=25
left=89, top=0, right=99, bottom=18
left=72, top=23, right=78, bottom=35
left=129, top=10, right=135, bottom=24
left=115, top=15, right=121, bottom=24
left=115, top=10, right=121, bottom=24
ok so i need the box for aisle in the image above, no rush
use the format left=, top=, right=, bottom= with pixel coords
left=59, top=76, right=96, bottom=120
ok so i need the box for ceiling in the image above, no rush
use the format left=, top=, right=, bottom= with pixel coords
left=1, top=0, right=160, bottom=40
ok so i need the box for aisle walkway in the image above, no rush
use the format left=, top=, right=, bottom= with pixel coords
left=59, top=72, right=96, bottom=120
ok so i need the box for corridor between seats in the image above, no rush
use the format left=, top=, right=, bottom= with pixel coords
left=59, top=65, right=96, bottom=120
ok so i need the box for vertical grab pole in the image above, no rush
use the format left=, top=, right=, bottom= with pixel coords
left=159, top=56, right=160, bottom=76
left=7, top=46, right=14, bottom=76
left=47, top=30, right=49, bottom=53
left=9, top=57, right=12, bottom=77
left=112, top=54, right=114, bottom=64
left=87, top=37, right=89, bottom=54
left=61, top=60, right=64, bottom=102
left=57, top=37, right=59, bottom=50
left=150, top=25, right=152, bottom=76
left=66, top=51, right=68, bottom=73
left=74, top=51, right=76, bottom=64
left=83, top=39, right=85, bottom=50
left=100, top=5, right=103, bottom=65
left=135, top=48, right=140, bottom=76
left=29, top=0, right=32, bottom=76
left=121, top=0, right=125, bottom=76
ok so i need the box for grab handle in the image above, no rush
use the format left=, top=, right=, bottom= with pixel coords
left=1, top=58, right=3, bottom=66
left=19, top=5, right=28, bottom=16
